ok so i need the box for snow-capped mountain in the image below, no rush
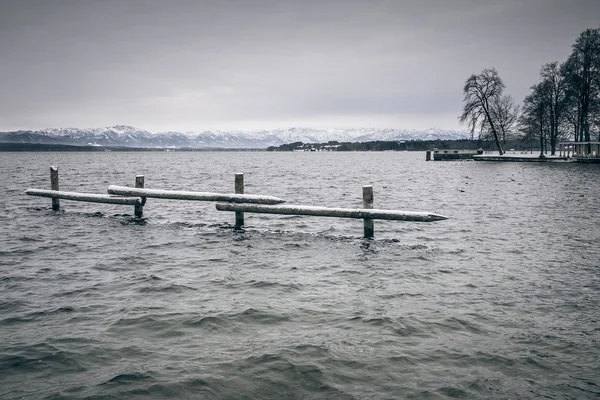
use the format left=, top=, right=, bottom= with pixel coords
left=0, top=125, right=469, bottom=148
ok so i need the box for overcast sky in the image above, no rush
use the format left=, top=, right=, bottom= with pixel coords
left=1, top=0, right=598, bottom=132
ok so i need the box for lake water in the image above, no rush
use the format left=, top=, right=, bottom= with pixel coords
left=1, top=151, right=599, bottom=399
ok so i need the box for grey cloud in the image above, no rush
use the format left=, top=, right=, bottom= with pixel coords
left=1, top=0, right=599, bottom=131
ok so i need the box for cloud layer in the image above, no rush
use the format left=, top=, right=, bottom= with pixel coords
left=1, top=0, right=599, bottom=131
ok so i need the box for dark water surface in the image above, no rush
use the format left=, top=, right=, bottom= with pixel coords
left=1, top=151, right=599, bottom=399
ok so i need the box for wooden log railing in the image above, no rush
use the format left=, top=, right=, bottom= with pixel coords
left=106, top=185, right=286, bottom=205
left=215, top=184, right=448, bottom=238
left=25, top=189, right=142, bottom=206
left=25, top=167, right=143, bottom=211
left=25, top=168, right=449, bottom=238
left=215, top=203, right=449, bottom=222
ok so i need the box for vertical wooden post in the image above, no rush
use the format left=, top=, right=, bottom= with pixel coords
left=134, top=175, right=144, bottom=218
left=50, top=166, right=60, bottom=211
left=363, top=185, right=374, bottom=239
left=426, top=150, right=431, bottom=161
left=234, top=173, right=244, bottom=229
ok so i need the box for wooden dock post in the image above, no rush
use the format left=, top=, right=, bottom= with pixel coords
left=134, top=175, right=145, bottom=218
left=363, top=185, right=374, bottom=238
left=426, top=150, right=432, bottom=161
left=234, top=173, right=244, bottom=229
left=50, top=166, right=60, bottom=211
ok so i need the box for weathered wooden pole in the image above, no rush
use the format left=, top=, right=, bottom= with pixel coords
left=134, top=175, right=145, bottom=218
left=426, top=150, right=432, bottom=161
left=363, top=185, right=374, bottom=238
left=50, top=166, right=60, bottom=211
left=216, top=203, right=449, bottom=222
left=25, top=189, right=142, bottom=205
left=234, top=173, right=244, bottom=229
left=107, top=186, right=285, bottom=204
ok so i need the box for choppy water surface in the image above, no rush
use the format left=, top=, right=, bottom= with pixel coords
left=1, top=151, right=599, bottom=399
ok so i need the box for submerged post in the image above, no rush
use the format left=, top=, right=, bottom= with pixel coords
left=426, top=150, right=432, bottom=161
left=363, top=185, right=374, bottom=238
left=134, top=175, right=145, bottom=218
left=234, top=173, right=244, bottom=229
left=50, top=166, right=59, bottom=211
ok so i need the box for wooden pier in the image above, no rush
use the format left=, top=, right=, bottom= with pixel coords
left=473, top=154, right=568, bottom=162
left=559, top=141, right=600, bottom=162
left=25, top=167, right=449, bottom=238
left=429, top=149, right=483, bottom=161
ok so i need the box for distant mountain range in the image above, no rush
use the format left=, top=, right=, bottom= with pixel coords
left=0, top=125, right=469, bottom=149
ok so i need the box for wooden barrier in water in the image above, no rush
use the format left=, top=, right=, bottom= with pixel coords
left=107, top=185, right=285, bottom=205
left=25, top=167, right=143, bottom=210
left=216, top=185, right=448, bottom=238
left=216, top=203, right=449, bottom=222
left=25, top=188, right=143, bottom=206
left=26, top=168, right=449, bottom=238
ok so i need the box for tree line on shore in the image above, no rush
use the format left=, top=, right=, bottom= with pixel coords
left=461, top=27, right=600, bottom=157
left=266, top=139, right=529, bottom=152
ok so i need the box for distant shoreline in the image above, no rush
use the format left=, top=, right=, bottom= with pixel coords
left=0, top=139, right=530, bottom=153
left=0, top=143, right=263, bottom=152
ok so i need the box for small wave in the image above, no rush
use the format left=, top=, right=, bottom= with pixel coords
left=1, top=306, right=76, bottom=324
left=1, top=316, right=33, bottom=325
left=283, top=242, right=306, bottom=249
left=227, top=352, right=354, bottom=399
left=184, top=308, right=291, bottom=332
left=0, top=298, right=27, bottom=312
left=247, top=280, right=303, bottom=292
left=84, top=211, right=105, bottom=218
left=435, top=386, right=469, bottom=398
left=231, top=307, right=292, bottom=325
left=138, top=284, right=196, bottom=293
left=53, top=285, right=102, bottom=298
left=183, top=315, right=228, bottom=331
left=0, top=344, right=87, bottom=375
left=378, top=292, right=424, bottom=299
left=348, top=315, right=393, bottom=326
left=436, top=316, right=489, bottom=335
left=101, top=372, right=155, bottom=385
left=111, top=315, right=164, bottom=328
left=134, top=274, right=163, bottom=282
left=18, top=236, right=44, bottom=242
left=172, top=221, right=208, bottom=229
left=119, top=216, right=147, bottom=225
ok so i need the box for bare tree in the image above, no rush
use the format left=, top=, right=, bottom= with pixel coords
left=540, top=62, right=567, bottom=155
left=521, top=82, right=550, bottom=157
left=489, top=95, right=520, bottom=146
left=459, top=68, right=506, bottom=154
left=562, top=27, right=600, bottom=151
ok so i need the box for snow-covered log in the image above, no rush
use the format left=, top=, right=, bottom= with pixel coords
left=25, top=189, right=142, bottom=206
left=107, top=185, right=285, bottom=205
